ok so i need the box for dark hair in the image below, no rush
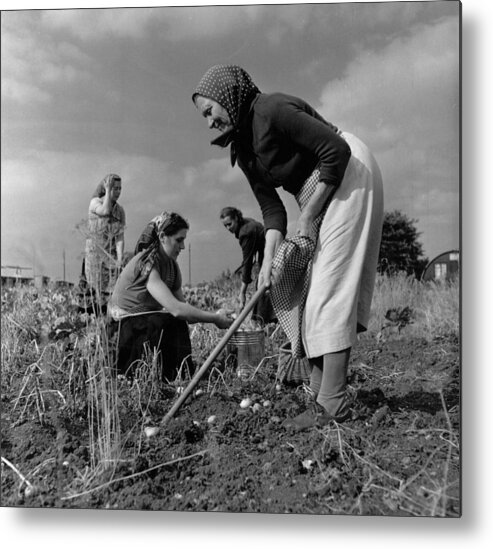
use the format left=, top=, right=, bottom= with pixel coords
left=158, top=212, right=190, bottom=238
left=219, top=207, right=243, bottom=222
left=93, top=174, right=122, bottom=198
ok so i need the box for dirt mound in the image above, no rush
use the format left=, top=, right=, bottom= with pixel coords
left=2, top=333, right=460, bottom=516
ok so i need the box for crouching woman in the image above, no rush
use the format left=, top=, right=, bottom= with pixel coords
left=109, top=212, right=233, bottom=382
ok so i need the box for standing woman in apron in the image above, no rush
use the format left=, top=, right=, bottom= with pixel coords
left=83, top=173, right=126, bottom=314
left=193, top=65, right=384, bottom=430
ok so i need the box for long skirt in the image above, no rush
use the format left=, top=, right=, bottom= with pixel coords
left=113, top=313, right=194, bottom=382
left=302, top=132, right=384, bottom=357
left=77, top=259, right=107, bottom=316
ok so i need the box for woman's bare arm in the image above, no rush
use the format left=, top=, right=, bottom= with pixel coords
left=146, top=268, right=231, bottom=328
left=297, top=181, right=338, bottom=237
left=258, top=228, right=284, bottom=289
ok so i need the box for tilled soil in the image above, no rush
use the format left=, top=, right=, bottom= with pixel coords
left=1, top=333, right=460, bottom=516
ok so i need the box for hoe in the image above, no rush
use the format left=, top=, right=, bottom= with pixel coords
left=160, top=283, right=268, bottom=428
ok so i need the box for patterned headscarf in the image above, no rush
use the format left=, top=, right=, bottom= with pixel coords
left=193, top=65, right=261, bottom=151
left=133, top=212, right=176, bottom=280
left=134, top=211, right=171, bottom=255
left=92, top=173, right=122, bottom=199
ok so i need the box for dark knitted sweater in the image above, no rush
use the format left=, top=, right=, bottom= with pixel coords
left=234, top=217, right=265, bottom=285
left=220, top=92, right=351, bottom=235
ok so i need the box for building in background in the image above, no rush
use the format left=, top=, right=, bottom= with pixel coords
left=54, top=280, right=74, bottom=288
left=421, top=250, right=460, bottom=283
left=1, top=266, right=50, bottom=288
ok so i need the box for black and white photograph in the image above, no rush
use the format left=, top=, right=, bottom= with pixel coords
left=0, top=0, right=482, bottom=545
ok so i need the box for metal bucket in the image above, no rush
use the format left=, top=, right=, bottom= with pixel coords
left=227, top=329, right=265, bottom=380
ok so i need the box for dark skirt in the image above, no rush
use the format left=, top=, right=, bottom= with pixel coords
left=113, top=313, right=194, bottom=382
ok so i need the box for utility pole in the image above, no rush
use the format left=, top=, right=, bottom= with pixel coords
left=188, top=243, right=192, bottom=287
left=63, top=249, right=66, bottom=282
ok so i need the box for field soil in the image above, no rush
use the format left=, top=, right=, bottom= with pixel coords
left=1, top=327, right=460, bottom=516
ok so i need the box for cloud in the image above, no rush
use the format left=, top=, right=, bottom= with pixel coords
left=39, top=5, right=265, bottom=42
left=315, top=15, right=459, bottom=255
left=318, top=16, right=459, bottom=144
left=1, top=11, right=96, bottom=105
left=41, top=8, right=153, bottom=40
left=1, top=77, right=51, bottom=103
left=155, top=5, right=264, bottom=41
left=37, top=4, right=402, bottom=45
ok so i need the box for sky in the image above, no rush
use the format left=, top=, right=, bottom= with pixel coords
left=1, top=0, right=460, bottom=285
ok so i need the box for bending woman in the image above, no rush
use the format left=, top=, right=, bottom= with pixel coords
left=219, top=206, right=276, bottom=325
left=193, top=65, right=384, bottom=429
left=109, top=212, right=233, bottom=382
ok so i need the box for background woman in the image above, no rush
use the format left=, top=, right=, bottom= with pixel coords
left=83, top=173, right=125, bottom=314
left=219, top=206, right=276, bottom=325
left=193, top=65, right=384, bottom=429
left=109, top=212, right=233, bottom=382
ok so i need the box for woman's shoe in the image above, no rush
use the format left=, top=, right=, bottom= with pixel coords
left=282, top=402, right=351, bottom=432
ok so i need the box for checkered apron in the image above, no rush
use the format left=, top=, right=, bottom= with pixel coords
left=270, top=167, right=329, bottom=358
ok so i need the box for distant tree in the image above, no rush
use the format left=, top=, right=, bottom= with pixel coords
left=378, top=210, right=428, bottom=278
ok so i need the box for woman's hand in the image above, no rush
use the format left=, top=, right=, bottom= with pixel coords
left=258, top=258, right=273, bottom=289
left=296, top=214, right=315, bottom=238
left=260, top=229, right=284, bottom=289
left=104, top=176, right=115, bottom=194
left=258, top=259, right=282, bottom=288
left=214, top=314, right=234, bottom=330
